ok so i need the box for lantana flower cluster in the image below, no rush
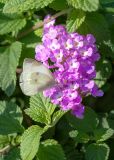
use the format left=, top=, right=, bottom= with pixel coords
left=35, top=16, right=103, bottom=119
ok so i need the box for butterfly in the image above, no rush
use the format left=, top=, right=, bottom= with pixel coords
left=19, top=58, right=55, bottom=96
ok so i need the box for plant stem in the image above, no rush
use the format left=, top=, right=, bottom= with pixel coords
left=16, top=68, right=22, bottom=74
left=0, top=145, right=10, bottom=155
left=17, top=8, right=71, bottom=39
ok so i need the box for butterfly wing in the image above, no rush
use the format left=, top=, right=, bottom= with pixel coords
left=19, top=72, right=39, bottom=96
left=19, top=58, right=55, bottom=96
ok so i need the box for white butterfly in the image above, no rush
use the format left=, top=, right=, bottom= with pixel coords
left=19, top=58, right=55, bottom=96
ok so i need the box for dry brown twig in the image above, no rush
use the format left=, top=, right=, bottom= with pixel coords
left=17, top=8, right=71, bottom=39
left=16, top=9, right=71, bottom=73
left=0, top=145, right=11, bottom=155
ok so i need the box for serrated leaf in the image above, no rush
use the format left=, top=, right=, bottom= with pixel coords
left=67, top=0, right=99, bottom=12
left=0, top=0, right=8, bottom=3
left=104, top=7, right=114, bottom=13
left=101, top=0, right=114, bottom=13
left=107, top=110, right=114, bottom=130
left=0, top=101, right=23, bottom=124
left=31, top=93, right=56, bottom=115
left=0, top=113, right=24, bottom=135
left=66, top=9, right=86, bottom=32
left=0, top=135, right=9, bottom=146
left=64, top=145, right=83, bottom=160
left=34, top=28, right=43, bottom=38
left=51, top=110, right=66, bottom=126
left=3, top=0, right=54, bottom=13
left=0, top=156, right=3, bottom=160
left=98, top=114, right=110, bottom=129
left=69, top=130, right=90, bottom=143
left=0, top=101, right=24, bottom=135
left=0, top=13, right=26, bottom=35
left=0, top=41, right=22, bottom=96
left=85, top=143, right=110, bottom=160
left=69, top=130, right=78, bottom=138
left=95, top=59, right=112, bottom=88
left=77, top=12, right=110, bottom=42
left=26, top=93, right=56, bottom=125
left=66, top=107, right=99, bottom=133
left=1, top=147, right=21, bottom=160
left=55, top=117, right=72, bottom=144
left=94, top=128, right=114, bottom=142
left=3, top=147, right=21, bottom=160
left=20, top=125, right=43, bottom=160
left=100, top=0, right=114, bottom=4
left=0, top=3, right=4, bottom=12
left=19, top=21, right=41, bottom=51
left=25, top=107, right=49, bottom=125
left=36, top=139, right=66, bottom=160
left=49, top=0, right=68, bottom=11
left=98, top=40, right=114, bottom=59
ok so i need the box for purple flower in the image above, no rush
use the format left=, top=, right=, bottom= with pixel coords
left=35, top=15, right=103, bottom=119
left=91, top=84, right=104, bottom=97
left=72, top=104, right=85, bottom=119
left=86, top=34, right=96, bottom=44
left=35, top=44, right=50, bottom=62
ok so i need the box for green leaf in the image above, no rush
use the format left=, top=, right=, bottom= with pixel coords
left=51, top=110, right=66, bottom=126
left=36, top=139, right=66, bottom=160
left=20, top=31, right=40, bottom=48
left=101, top=0, right=114, bottom=13
left=55, top=117, right=72, bottom=144
left=19, top=47, right=35, bottom=67
left=0, top=112, right=24, bottom=135
left=67, top=0, right=99, bottom=12
left=0, top=41, right=22, bottom=96
left=0, top=101, right=23, bottom=124
left=104, top=7, right=114, bottom=13
left=0, top=13, right=26, bottom=35
left=0, top=0, right=8, bottom=3
left=20, top=125, right=43, bottom=160
left=0, top=135, right=9, bottom=146
left=98, top=40, right=114, bottom=59
left=3, top=0, right=54, bottom=13
left=3, top=147, right=21, bottom=160
left=98, top=114, right=109, bottom=129
left=77, top=12, right=110, bottom=42
left=94, top=128, right=114, bottom=142
left=0, top=101, right=24, bottom=135
left=95, top=59, right=112, bottom=88
left=49, top=0, right=68, bottom=11
left=69, top=130, right=78, bottom=138
left=66, top=9, right=86, bottom=32
left=107, top=110, right=114, bottom=130
left=85, top=143, right=110, bottom=160
left=0, top=3, right=4, bottom=12
left=66, top=107, right=99, bottom=133
left=64, top=145, right=83, bottom=160
left=100, top=111, right=114, bottom=131
left=34, top=28, right=43, bottom=38
left=26, top=93, right=56, bottom=125
left=69, top=130, right=90, bottom=143
left=20, top=20, right=41, bottom=48
left=100, top=0, right=114, bottom=4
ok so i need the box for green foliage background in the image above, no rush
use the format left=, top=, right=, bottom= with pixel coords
left=0, top=0, right=114, bottom=160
